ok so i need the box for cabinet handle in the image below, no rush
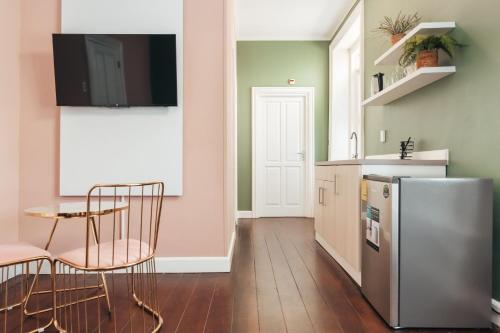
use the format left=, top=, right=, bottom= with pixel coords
left=334, top=174, right=339, bottom=195
left=319, top=187, right=324, bottom=205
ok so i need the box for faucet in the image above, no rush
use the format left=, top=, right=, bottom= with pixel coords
left=350, top=131, right=358, bottom=159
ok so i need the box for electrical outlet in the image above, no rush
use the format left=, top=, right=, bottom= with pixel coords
left=380, top=130, right=386, bottom=143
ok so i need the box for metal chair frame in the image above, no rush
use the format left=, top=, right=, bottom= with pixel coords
left=52, top=181, right=165, bottom=333
left=0, top=256, right=53, bottom=333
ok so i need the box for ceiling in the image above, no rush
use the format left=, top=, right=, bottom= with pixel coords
left=235, top=0, right=354, bottom=41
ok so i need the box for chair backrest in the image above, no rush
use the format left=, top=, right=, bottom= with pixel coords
left=85, top=181, right=164, bottom=269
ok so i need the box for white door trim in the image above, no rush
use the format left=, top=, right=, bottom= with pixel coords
left=328, top=0, right=364, bottom=160
left=252, top=87, right=315, bottom=218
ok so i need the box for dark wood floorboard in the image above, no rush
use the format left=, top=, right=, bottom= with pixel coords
left=257, top=220, right=316, bottom=333
left=231, top=221, right=259, bottom=333
left=161, top=274, right=199, bottom=333
left=203, top=273, right=233, bottom=333
left=175, top=274, right=219, bottom=333
left=253, top=221, right=288, bottom=333
left=3, top=218, right=498, bottom=332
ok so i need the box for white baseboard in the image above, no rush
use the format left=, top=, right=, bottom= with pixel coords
left=36, top=231, right=237, bottom=274
left=315, top=232, right=361, bottom=286
left=237, top=211, right=255, bottom=219
left=138, top=231, right=236, bottom=273
left=155, top=256, right=230, bottom=273
left=226, top=230, right=236, bottom=271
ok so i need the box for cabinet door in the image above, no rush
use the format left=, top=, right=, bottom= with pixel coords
left=315, top=166, right=329, bottom=181
left=322, top=180, right=336, bottom=248
left=334, top=165, right=361, bottom=271
left=314, top=180, right=324, bottom=236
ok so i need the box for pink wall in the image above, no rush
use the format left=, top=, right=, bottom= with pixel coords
left=16, top=0, right=234, bottom=257
left=0, top=0, right=21, bottom=242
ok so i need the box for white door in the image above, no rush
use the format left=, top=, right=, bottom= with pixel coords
left=253, top=88, right=314, bottom=217
left=85, top=35, right=127, bottom=106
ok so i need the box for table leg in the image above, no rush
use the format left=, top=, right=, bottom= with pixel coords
left=90, top=217, right=112, bottom=314
left=24, top=218, right=60, bottom=316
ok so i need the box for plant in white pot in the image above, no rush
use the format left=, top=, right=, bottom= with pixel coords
left=375, top=11, right=421, bottom=45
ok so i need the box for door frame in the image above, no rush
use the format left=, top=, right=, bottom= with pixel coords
left=251, top=87, right=315, bottom=218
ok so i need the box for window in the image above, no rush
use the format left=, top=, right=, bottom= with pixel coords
left=329, top=2, right=363, bottom=160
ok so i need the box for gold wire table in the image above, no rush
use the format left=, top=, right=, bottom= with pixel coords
left=23, top=201, right=128, bottom=318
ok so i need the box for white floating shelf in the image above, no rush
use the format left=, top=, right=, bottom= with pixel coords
left=375, top=22, right=456, bottom=66
left=362, top=66, right=456, bottom=107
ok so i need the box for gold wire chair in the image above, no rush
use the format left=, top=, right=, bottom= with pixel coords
left=0, top=243, right=53, bottom=333
left=52, top=181, right=165, bottom=333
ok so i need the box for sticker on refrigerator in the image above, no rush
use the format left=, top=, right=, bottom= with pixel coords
left=366, top=205, right=380, bottom=251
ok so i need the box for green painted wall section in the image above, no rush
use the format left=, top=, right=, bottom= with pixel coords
left=237, top=41, right=330, bottom=211
left=364, top=0, right=500, bottom=298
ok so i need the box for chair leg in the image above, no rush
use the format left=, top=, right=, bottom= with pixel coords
left=53, top=259, right=162, bottom=333
left=0, top=259, right=54, bottom=333
left=52, top=261, right=66, bottom=333
left=28, top=258, right=55, bottom=332
left=131, top=259, right=163, bottom=333
left=90, top=218, right=112, bottom=314
left=100, top=272, right=112, bottom=315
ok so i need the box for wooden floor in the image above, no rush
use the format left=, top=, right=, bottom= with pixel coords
left=3, top=218, right=498, bottom=332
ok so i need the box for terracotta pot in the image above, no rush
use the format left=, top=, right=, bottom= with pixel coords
left=390, top=33, right=406, bottom=45
left=416, top=50, right=438, bottom=68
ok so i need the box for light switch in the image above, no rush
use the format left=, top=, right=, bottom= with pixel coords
left=380, top=130, right=386, bottom=143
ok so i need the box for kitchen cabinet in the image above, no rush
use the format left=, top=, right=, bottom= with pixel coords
left=315, top=180, right=335, bottom=238
left=317, top=181, right=335, bottom=240
left=315, top=165, right=361, bottom=283
left=335, top=165, right=361, bottom=273
left=314, top=180, right=325, bottom=236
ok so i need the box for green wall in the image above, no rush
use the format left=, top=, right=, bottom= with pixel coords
left=364, top=0, right=500, bottom=299
left=237, top=41, right=330, bottom=211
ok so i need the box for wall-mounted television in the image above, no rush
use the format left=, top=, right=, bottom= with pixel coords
left=52, top=34, right=177, bottom=107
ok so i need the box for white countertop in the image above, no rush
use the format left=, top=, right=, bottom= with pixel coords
left=316, top=159, right=448, bottom=166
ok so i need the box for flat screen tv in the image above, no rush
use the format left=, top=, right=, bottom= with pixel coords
left=52, top=34, right=177, bottom=107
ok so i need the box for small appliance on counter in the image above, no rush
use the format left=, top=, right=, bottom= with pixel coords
left=399, top=137, right=414, bottom=160
left=371, top=72, right=385, bottom=95
left=361, top=176, right=492, bottom=329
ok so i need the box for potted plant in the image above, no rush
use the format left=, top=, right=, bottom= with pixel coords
left=375, top=12, right=421, bottom=45
left=399, top=34, right=463, bottom=69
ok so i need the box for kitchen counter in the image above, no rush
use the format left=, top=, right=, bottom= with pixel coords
left=316, top=159, right=448, bottom=166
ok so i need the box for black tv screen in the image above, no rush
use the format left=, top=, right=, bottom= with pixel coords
left=52, top=34, right=177, bottom=107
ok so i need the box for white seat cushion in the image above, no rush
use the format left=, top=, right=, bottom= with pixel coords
left=57, top=239, right=152, bottom=269
left=0, top=242, right=50, bottom=266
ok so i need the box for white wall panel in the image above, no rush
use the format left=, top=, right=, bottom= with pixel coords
left=60, top=0, right=183, bottom=195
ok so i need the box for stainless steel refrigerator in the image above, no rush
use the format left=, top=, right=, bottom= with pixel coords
left=361, top=176, right=492, bottom=329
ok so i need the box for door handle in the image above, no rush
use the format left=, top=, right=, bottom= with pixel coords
left=297, top=151, right=305, bottom=161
